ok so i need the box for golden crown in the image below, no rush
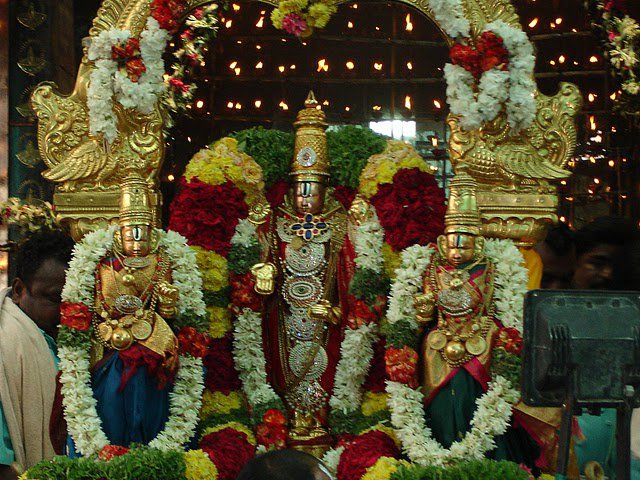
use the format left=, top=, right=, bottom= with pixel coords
left=290, top=91, right=330, bottom=183
left=119, top=169, right=153, bottom=227
left=444, top=170, right=482, bottom=236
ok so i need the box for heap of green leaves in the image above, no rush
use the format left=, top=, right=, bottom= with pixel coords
left=383, top=319, right=420, bottom=352
left=232, top=125, right=386, bottom=189
left=25, top=448, right=185, bottom=480
left=349, top=268, right=390, bottom=304
left=326, top=126, right=387, bottom=189
left=227, top=237, right=262, bottom=274
left=330, top=409, right=390, bottom=436
left=491, top=347, right=522, bottom=389
left=232, top=127, right=294, bottom=188
left=391, top=460, right=529, bottom=480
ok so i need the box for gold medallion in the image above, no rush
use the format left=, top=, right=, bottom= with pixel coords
left=123, top=256, right=152, bottom=269
left=111, top=327, right=134, bottom=350
left=98, top=322, right=113, bottom=342
left=131, top=319, right=153, bottom=341
left=444, top=340, right=466, bottom=361
left=427, top=330, right=447, bottom=350
left=122, top=273, right=135, bottom=286
left=465, top=336, right=487, bottom=356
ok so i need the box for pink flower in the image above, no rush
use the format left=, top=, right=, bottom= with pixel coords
left=169, top=78, right=190, bottom=93
left=193, top=8, right=204, bottom=19
left=282, top=13, right=307, bottom=36
left=608, top=30, right=620, bottom=41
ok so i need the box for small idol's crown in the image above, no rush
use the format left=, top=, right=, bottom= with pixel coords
left=444, top=169, right=482, bottom=236
left=119, top=169, right=153, bottom=227
left=289, top=91, right=330, bottom=183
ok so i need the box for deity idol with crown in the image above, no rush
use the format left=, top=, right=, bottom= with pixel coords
left=381, top=171, right=548, bottom=468
left=55, top=170, right=207, bottom=458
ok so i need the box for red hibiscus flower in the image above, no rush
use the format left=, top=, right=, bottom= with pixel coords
left=477, top=31, right=509, bottom=72
left=385, top=345, right=419, bottom=388
left=370, top=168, right=446, bottom=251
left=204, top=334, right=241, bottom=394
left=256, top=409, right=287, bottom=449
left=200, top=427, right=256, bottom=480
left=111, top=38, right=140, bottom=60
left=495, top=327, right=523, bottom=355
left=60, top=302, right=92, bottom=331
left=169, top=178, right=248, bottom=256
left=125, top=58, right=146, bottom=82
left=169, top=77, right=190, bottom=93
left=98, top=444, right=129, bottom=461
left=177, top=326, right=212, bottom=358
left=450, top=43, right=482, bottom=78
left=363, top=339, right=387, bottom=393
left=337, top=430, right=400, bottom=480
left=230, top=272, right=262, bottom=314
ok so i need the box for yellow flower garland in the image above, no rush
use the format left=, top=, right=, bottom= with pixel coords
left=208, top=306, right=232, bottom=338
left=193, top=247, right=228, bottom=292
left=361, top=392, right=388, bottom=417
left=362, top=456, right=410, bottom=480
left=184, top=449, right=219, bottom=480
left=200, top=391, right=243, bottom=419
left=382, top=243, right=401, bottom=278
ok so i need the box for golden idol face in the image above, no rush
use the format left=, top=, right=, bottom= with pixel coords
left=445, top=233, right=476, bottom=267
left=121, top=225, right=151, bottom=257
left=293, top=181, right=326, bottom=215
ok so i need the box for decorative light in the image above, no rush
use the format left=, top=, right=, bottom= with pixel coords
left=168, top=174, right=175, bottom=182
left=593, top=178, right=600, bottom=184
left=278, top=65, right=285, bottom=72
left=588, top=93, right=596, bottom=102
left=549, top=60, right=556, bottom=66
left=345, top=106, right=351, bottom=112
left=589, top=156, right=596, bottom=164
left=323, top=100, right=329, bottom=106
left=610, top=92, right=617, bottom=100
left=560, top=180, right=567, bottom=185
left=611, top=126, right=617, bottom=133
left=589, top=55, right=599, bottom=63
left=200, top=61, right=206, bottom=67
left=279, top=101, right=289, bottom=110
left=352, top=3, right=358, bottom=8
left=404, top=95, right=412, bottom=109
left=372, top=105, right=382, bottom=111
left=555, top=17, right=563, bottom=24
left=256, top=45, right=262, bottom=50
left=232, top=3, right=240, bottom=11
left=234, top=67, right=241, bottom=75
left=168, top=42, right=175, bottom=48
left=589, top=115, right=597, bottom=130
left=550, top=22, right=556, bottom=29
left=566, top=196, right=574, bottom=202
left=196, top=100, right=204, bottom=109
left=375, top=26, right=380, bottom=31
left=528, top=18, right=539, bottom=28
left=235, top=103, right=242, bottom=110
left=290, top=64, right=296, bottom=70
left=316, top=105, right=322, bottom=110
left=227, top=101, right=234, bottom=109
left=406, top=61, right=413, bottom=70
left=236, top=40, right=242, bottom=45
left=558, top=55, right=566, bottom=64
left=373, top=62, right=383, bottom=71
left=346, top=61, right=355, bottom=70
left=256, top=17, right=264, bottom=28
left=560, top=216, right=566, bottom=222
left=229, top=61, right=238, bottom=69
left=609, top=160, right=615, bottom=167
left=317, top=59, right=329, bottom=72
left=187, top=136, right=192, bottom=143
left=225, top=19, right=232, bottom=28
left=255, top=100, right=262, bottom=108
left=433, top=99, right=442, bottom=109
left=431, top=137, right=439, bottom=147
left=255, top=61, right=263, bottom=69
left=405, top=14, right=413, bottom=32
left=588, top=189, right=594, bottom=195
left=347, top=21, right=353, bottom=28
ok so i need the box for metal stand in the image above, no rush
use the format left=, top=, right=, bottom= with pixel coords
left=555, top=378, right=574, bottom=480
left=615, top=385, right=635, bottom=480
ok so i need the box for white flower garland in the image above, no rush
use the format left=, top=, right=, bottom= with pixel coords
left=428, top=0, right=537, bottom=133
left=59, top=227, right=205, bottom=457
left=87, top=17, right=169, bottom=143
left=231, top=211, right=383, bottom=422
left=385, top=239, right=525, bottom=464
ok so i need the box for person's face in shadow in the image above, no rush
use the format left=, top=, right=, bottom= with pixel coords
left=535, top=242, right=576, bottom=289
left=572, top=243, right=620, bottom=290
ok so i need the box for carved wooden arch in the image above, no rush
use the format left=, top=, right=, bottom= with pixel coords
left=32, top=0, right=581, bottom=244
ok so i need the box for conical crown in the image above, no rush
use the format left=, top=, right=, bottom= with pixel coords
left=290, top=91, right=330, bottom=183
left=119, top=169, right=153, bottom=227
left=445, top=170, right=482, bottom=236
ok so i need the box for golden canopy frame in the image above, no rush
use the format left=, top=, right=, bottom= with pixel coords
left=31, top=0, right=582, bottom=245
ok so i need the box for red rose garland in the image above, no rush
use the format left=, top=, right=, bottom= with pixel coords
left=60, top=302, right=92, bottom=331
left=337, top=430, right=401, bottom=480
left=200, top=428, right=256, bottom=480
left=203, top=335, right=242, bottom=394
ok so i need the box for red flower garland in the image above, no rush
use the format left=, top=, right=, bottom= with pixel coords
left=201, top=428, right=256, bottom=480
left=265, top=180, right=289, bottom=208
left=333, top=185, right=357, bottom=210
left=370, top=168, right=446, bottom=251
left=337, top=430, right=400, bottom=480
left=495, top=327, right=523, bottom=356
left=363, top=340, right=387, bottom=393
left=177, top=326, right=212, bottom=358
left=60, top=302, right=92, bottom=331
left=169, top=178, right=248, bottom=256
left=98, top=445, right=130, bottom=461
left=385, top=346, right=419, bottom=389
left=255, top=409, right=287, bottom=449
left=204, top=335, right=242, bottom=394
left=150, top=0, right=186, bottom=34
left=450, top=31, right=509, bottom=80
